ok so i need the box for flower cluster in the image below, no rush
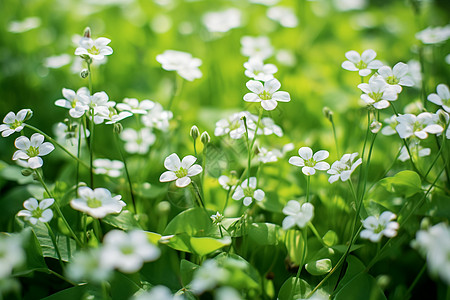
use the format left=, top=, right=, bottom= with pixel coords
left=156, top=50, right=202, bottom=81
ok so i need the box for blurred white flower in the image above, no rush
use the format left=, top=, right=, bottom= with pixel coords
left=190, top=259, right=228, bottom=294
left=341, top=49, right=383, bottom=76
left=159, top=153, right=202, bottom=188
left=211, top=212, right=224, bottom=225
left=435, top=109, right=450, bottom=140
left=116, top=98, right=155, bottom=114
left=141, top=102, right=173, bottom=131
left=0, top=109, right=32, bottom=137
left=12, top=133, right=54, bottom=169
left=241, top=36, right=274, bottom=60
left=0, top=235, right=25, bottom=278
left=261, top=117, right=283, bottom=136
left=333, top=0, right=366, bottom=11
left=327, top=152, right=362, bottom=184
left=446, top=54, right=450, bottom=65
left=377, top=62, right=414, bottom=93
left=102, top=230, right=160, bottom=273
left=282, top=201, right=314, bottom=230
left=381, top=115, right=398, bottom=136
left=70, top=186, right=126, bottom=218
left=44, top=54, right=71, bottom=69
left=156, top=50, right=202, bottom=81
left=103, top=109, right=133, bottom=125
left=94, top=159, right=124, bottom=177
left=203, top=8, right=241, bottom=33
left=75, top=37, right=113, bottom=61
left=8, top=17, right=41, bottom=33
left=249, top=0, right=279, bottom=5
left=398, top=144, right=430, bottom=162
left=232, top=177, right=264, bottom=206
left=214, top=111, right=259, bottom=140
left=66, top=248, right=112, bottom=283
left=134, top=285, right=180, bottom=300
left=407, top=60, right=422, bottom=88
left=244, top=58, right=278, bottom=82
left=276, top=49, right=297, bottom=67
left=78, top=91, right=112, bottom=124
left=267, top=6, right=298, bottom=28
left=358, top=75, right=398, bottom=109
left=55, top=87, right=90, bottom=119
left=244, top=78, right=291, bottom=111
left=216, top=287, right=242, bottom=300
left=415, top=25, right=450, bottom=44
left=120, top=128, right=156, bottom=154
left=289, top=147, right=330, bottom=176
left=360, top=211, right=399, bottom=242
left=396, top=112, right=443, bottom=139
left=257, top=143, right=293, bottom=164
left=218, top=173, right=238, bottom=190
left=428, top=84, right=450, bottom=113
left=17, top=198, right=54, bottom=225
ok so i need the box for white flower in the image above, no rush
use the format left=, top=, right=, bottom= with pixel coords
left=202, top=8, right=241, bottom=33
left=103, top=109, right=133, bottom=125
left=436, top=109, right=450, bottom=140
left=94, top=159, right=124, bottom=177
left=261, top=117, right=283, bottom=136
left=257, top=147, right=280, bottom=164
left=267, top=6, right=298, bottom=28
left=398, top=144, right=430, bottom=162
left=377, top=62, right=414, bottom=93
left=428, top=84, right=450, bottom=113
left=289, top=147, right=330, bottom=176
left=218, top=174, right=238, bottom=190
left=70, top=186, right=126, bottom=219
left=407, top=60, right=422, bottom=88
left=8, top=17, right=41, bottom=33
left=214, top=111, right=259, bottom=140
left=17, top=198, right=54, bottom=225
left=101, top=230, right=160, bottom=273
left=190, top=259, right=228, bottom=294
left=79, top=91, right=112, bottom=124
left=141, top=102, right=173, bottom=131
left=415, top=25, right=450, bottom=44
left=116, top=98, right=155, bottom=114
left=12, top=133, right=55, bottom=169
left=360, top=211, right=399, bottom=242
left=381, top=115, right=398, bottom=136
left=341, top=49, right=383, bottom=76
left=282, top=201, right=314, bottom=230
left=44, top=54, right=71, bottom=69
left=0, top=109, right=32, bottom=137
left=66, top=248, right=113, bottom=283
left=211, top=212, right=224, bottom=225
left=333, top=0, right=367, bottom=11
left=54, top=87, right=90, bottom=118
left=358, top=75, right=398, bottom=109
left=75, top=37, right=113, bottom=61
left=244, top=58, right=278, bottom=82
left=276, top=49, right=296, bottom=67
left=232, top=177, right=264, bottom=206
left=0, top=235, right=25, bottom=278
left=156, top=50, right=202, bottom=81
left=327, top=152, right=362, bottom=184
left=134, top=285, right=179, bottom=300
left=53, top=122, right=89, bottom=152
left=244, top=78, right=290, bottom=111
left=240, top=36, right=274, bottom=60
left=395, top=113, right=443, bottom=139
left=413, top=222, right=450, bottom=285
left=120, top=128, right=156, bottom=154
left=159, top=153, right=203, bottom=188
left=249, top=0, right=279, bottom=5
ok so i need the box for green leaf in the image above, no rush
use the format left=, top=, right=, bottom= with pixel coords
left=41, top=284, right=99, bottom=300
left=102, top=210, right=142, bottom=230
left=305, top=258, right=332, bottom=276
left=11, top=228, right=47, bottom=276
left=0, top=164, right=34, bottom=185
left=110, top=272, right=141, bottom=300
left=190, top=236, right=231, bottom=256
left=145, top=231, right=162, bottom=244
left=214, top=253, right=261, bottom=292
left=278, top=277, right=311, bottom=300
left=284, top=229, right=306, bottom=265
left=248, top=223, right=280, bottom=246
left=323, top=230, right=339, bottom=247
left=180, top=259, right=199, bottom=286
left=163, top=207, right=217, bottom=237
left=379, top=170, right=422, bottom=198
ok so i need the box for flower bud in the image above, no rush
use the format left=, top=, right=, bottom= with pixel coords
left=83, top=27, right=91, bottom=38
left=370, top=121, right=382, bottom=133
left=190, top=125, right=199, bottom=140
left=80, top=68, right=89, bottom=78
left=21, top=169, right=33, bottom=176
left=113, top=123, right=123, bottom=134
left=322, top=107, right=333, bottom=123
left=200, top=131, right=210, bottom=145
left=437, top=109, right=449, bottom=125
left=157, top=201, right=171, bottom=214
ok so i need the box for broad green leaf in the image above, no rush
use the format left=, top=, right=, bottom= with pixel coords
left=278, top=278, right=311, bottom=300
left=284, top=229, right=306, bottom=265
left=180, top=259, right=199, bottom=286
left=41, top=284, right=99, bottom=300
left=257, top=191, right=285, bottom=213
left=163, top=233, right=191, bottom=252
left=323, top=230, right=338, bottom=247
left=214, top=253, right=261, bottom=292
left=145, top=231, right=162, bottom=244
left=248, top=223, right=280, bottom=246
left=163, top=207, right=217, bottom=237
left=379, top=171, right=422, bottom=197
left=11, top=228, right=47, bottom=276
left=190, top=236, right=231, bottom=256
left=110, top=272, right=141, bottom=300
left=102, top=210, right=141, bottom=230
left=305, top=258, right=332, bottom=276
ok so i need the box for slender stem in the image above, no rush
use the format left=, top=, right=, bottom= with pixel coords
left=306, top=176, right=311, bottom=203
left=222, top=188, right=231, bottom=214
left=45, top=223, right=65, bottom=270
left=191, top=181, right=205, bottom=209
left=331, top=119, right=340, bottom=158
left=24, top=124, right=89, bottom=169
left=87, top=62, right=93, bottom=94
left=76, top=122, right=82, bottom=196
left=289, top=228, right=308, bottom=300
left=34, top=268, right=78, bottom=286
left=201, top=145, right=207, bottom=200
left=406, top=262, right=427, bottom=299
left=83, top=213, right=88, bottom=246
left=167, top=74, right=183, bottom=110
left=308, top=222, right=327, bottom=248
left=367, top=147, right=402, bottom=193
left=93, top=218, right=103, bottom=241
left=89, top=108, right=95, bottom=188
left=357, top=111, right=371, bottom=199
left=114, top=132, right=136, bottom=213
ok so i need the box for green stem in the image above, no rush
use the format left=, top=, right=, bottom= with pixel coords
left=308, top=222, right=327, bottom=248
left=191, top=181, right=205, bottom=209
left=406, top=262, right=427, bottom=299
left=114, top=132, right=136, bottom=213
left=167, top=74, right=183, bottom=111
left=34, top=268, right=78, bottom=286
left=289, top=228, right=308, bottom=300
left=331, top=119, right=340, bottom=158
left=45, top=223, right=65, bottom=270
left=93, top=218, right=103, bottom=241
left=89, top=108, right=95, bottom=188
left=76, top=122, right=82, bottom=196
left=306, top=175, right=311, bottom=203
left=222, top=188, right=231, bottom=214
left=357, top=111, right=371, bottom=198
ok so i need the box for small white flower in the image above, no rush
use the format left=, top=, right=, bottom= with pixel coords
left=407, top=60, right=422, bottom=88
left=214, top=111, right=259, bottom=140
left=75, top=37, right=113, bottom=61
left=12, top=133, right=55, bottom=169
left=116, top=98, right=155, bottom=114
left=244, top=57, right=278, bottom=82
left=79, top=91, right=112, bottom=124
left=267, top=6, right=298, bottom=28
left=70, top=186, right=126, bottom=219
left=141, top=102, right=173, bottom=131
left=17, top=198, right=54, bottom=225
left=395, top=112, right=443, bottom=139
left=190, top=259, right=228, bottom=294
left=218, top=174, right=238, bottom=190
left=360, top=211, right=399, bottom=242
left=257, top=147, right=280, bottom=164
left=0, top=235, right=25, bottom=278
left=358, top=75, right=398, bottom=109
left=211, top=212, right=224, bottom=225
left=244, top=78, right=290, bottom=111
left=289, top=147, right=330, bottom=176
left=415, top=25, right=450, bottom=44
left=232, top=177, right=265, bottom=206
left=120, top=128, right=156, bottom=154
left=282, top=201, right=314, bottom=230
left=159, top=153, right=203, bottom=188
left=101, top=230, right=161, bottom=273
left=156, top=50, right=202, bottom=81
left=0, top=109, right=32, bottom=137
left=44, top=54, right=71, bottom=69
left=377, top=62, right=414, bottom=93
left=94, top=159, right=124, bottom=178
left=261, top=117, right=283, bottom=136
left=327, top=152, right=362, bottom=184
left=341, top=49, right=383, bottom=76
left=54, top=87, right=90, bottom=119
left=427, top=84, right=450, bottom=113
left=240, top=36, right=274, bottom=60
left=435, top=109, right=450, bottom=140
left=276, top=49, right=297, bottom=67
left=398, top=144, right=431, bottom=162
left=202, top=8, right=241, bottom=33
left=66, top=248, right=113, bottom=283
left=381, top=115, right=398, bottom=136
left=8, top=17, right=40, bottom=33
left=103, top=110, right=133, bottom=125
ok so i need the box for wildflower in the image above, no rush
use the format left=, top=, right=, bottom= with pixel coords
left=218, top=173, right=238, bottom=190
left=360, top=211, right=399, bottom=242
left=156, top=50, right=202, bottom=81
left=415, top=25, right=450, bottom=44
left=116, top=98, right=155, bottom=115
left=282, top=201, right=314, bottom=230
left=134, top=285, right=180, bottom=300
left=141, top=102, right=173, bottom=131
left=358, top=75, right=398, bottom=109
left=159, top=153, right=202, bottom=188
left=78, top=91, right=112, bottom=124
left=0, top=109, right=32, bottom=137
left=0, top=235, right=25, bottom=278
left=101, top=230, right=161, bottom=273
left=240, top=36, right=274, bottom=60
left=94, top=158, right=124, bottom=177
left=202, top=8, right=241, bottom=33
left=327, top=153, right=362, bottom=184
left=398, top=144, right=430, bottom=162
left=257, top=147, right=280, bottom=163
left=377, top=62, right=414, bottom=93
left=103, top=109, right=133, bottom=125
left=244, top=57, right=278, bottom=82
left=267, top=6, right=298, bottom=28
left=427, top=84, right=450, bottom=113
left=211, top=212, right=224, bottom=225
left=407, top=60, right=422, bottom=88
left=436, top=109, right=450, bottom=139
left=395, top=112, right=443, bottom=139
left=276, top=49, right=297, bottom=67
left=120, top=128, right=156, bottom=154
left=12, top=133, right=55, bottom=169
left=261, top=117, right=283, bottom=136
left=44, top=54, right=71, bottom=69
left=66, top=248, right=113, bottom=283
left=232, top=177, right=264, bottom=206
left=75, top=36, right=113, bottom=61
left=54, top=87, right=90, bottom=119
left=214, top=111, right=259, bottom=140
left=244, top=78, right=290, bottom=111
left=17, top=198, right=54, bottom=225
left=413, top=222, right=450, bottom=284
left=289, top=147, right=330, bottom=176
left=341, top=49, right=383, bottom=76
left=190, top=259, right=228, bottom=294
left=381, top=115, right=398, bottom=136
left=70, top=186, right=126, bottom=219
left=8, top=17, right=41, bottom=33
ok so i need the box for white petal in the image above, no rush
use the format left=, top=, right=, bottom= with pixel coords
left=187, top=164, right=202, bottom=176
left=15, top=136, right=30, bottom=150
left=30, top=133, right=44, bottom=147
left=253, top=189, right=264, bottom=201
left=24, top=198, right=39, bottom=210
left=264, top=78, right=281, bottom=93
left=288, top=156, right=304, bottom=167
left=272, top=91, right=290, bottom=102
left=341, top=61, right=358, bottom=71
left=243, top=93, right=261, bottom=102
left=361, top=49, right=376, bottom=63
left=40, top=209, right=53, bottom=222
left=282, top=216, right=296, bottom=230
left=175, top=177, right=191, bottom=187
left=261, top=100, right=278, bottom=111
left=38, top=142, right=55, bottom=156
left=243, top=197, right=253, bottom=206
left=232, top=187, right=244, bottom=200
left=313, top=150, right=329, bottom=161
left=302, top=166, right=315, bottom=175
left=164, top=153, right=181, bottom=171
left=314, top=162, right=330, bottom=171
left=345, top=51, right=360, bottom=63
left=181, top=155, right=197, bottom=169
left=246, top=80, right=264, bottom=94
left=298, top=147, right=313, bottom=160
left=159, top=171, right=177, bottom=182
left=28, top=156, right=43, bottom=169
left=39, top=198, right=55, bottom=209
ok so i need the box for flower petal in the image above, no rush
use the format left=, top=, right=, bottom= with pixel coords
left=288, top=156, right=304, bottom=167
left=298, top=147, right=313, bottom=160
left=159, top=171, right=177, bottom=182
left=313, top=150, right=329, bottom=161
left=176, top=176, right=191, bottom=187
left=246, top=80, right=264, bottom=94
left=164, top=153, right=181, bottom=171
left=187, top=164, right=202, bottom=176
left=181, top=155, right=197, bottom=169
left=28, top=156, right=43, bottom=169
